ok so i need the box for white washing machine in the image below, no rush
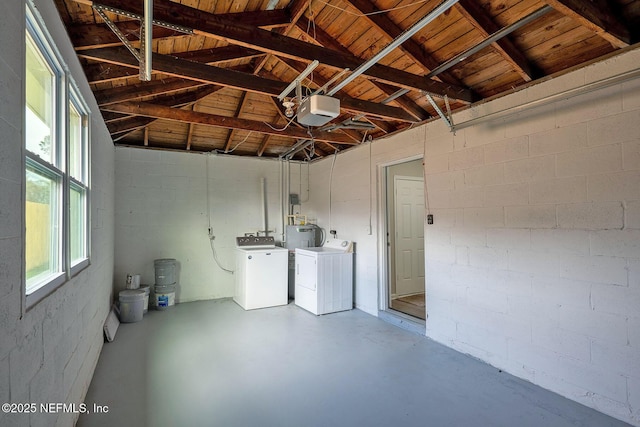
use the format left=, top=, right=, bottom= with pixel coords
left=234, top=236, right=288, bottom=310
left=294, top=240, right=353, bottom=315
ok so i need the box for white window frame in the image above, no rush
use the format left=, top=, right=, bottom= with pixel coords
left=25, top=2, right=91, bottom=308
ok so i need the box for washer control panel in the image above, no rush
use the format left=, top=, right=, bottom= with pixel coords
left=236, top=236, right=276, bottom=248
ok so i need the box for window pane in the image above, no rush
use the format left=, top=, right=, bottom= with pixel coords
left=69, top=102, right=83, bottom=181
left=26, top=167, right=60, bottom=292
left=25, top=34, right=56, bottom=165
left=70, top=185, right=86, bottom=264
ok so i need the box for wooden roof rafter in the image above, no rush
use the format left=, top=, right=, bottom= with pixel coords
left=78, top=47, right=418, bottom=122
left=544, top=0, right=630, bottom=48
left=69, top=0, right=475, bottom=102
left=101, top=101, right=362, bottom=145
left=454, top=0, right=538, bottom=82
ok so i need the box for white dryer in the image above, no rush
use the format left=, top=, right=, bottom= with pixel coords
left=234, top=236, right=288, bottom=310
left=294, top=240, right=353, bottom=315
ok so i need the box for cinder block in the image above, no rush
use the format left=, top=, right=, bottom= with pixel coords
left=484, top=136, right=529, bottom=164
left=532, top=276, right=592, bottom=311
left=450, top=188, right=484, bottom=208
left=463, top=121, right=507, bottom=147
left=455, top=246, right=469, bottom=266
left=451, top=227, right=486, bottom=247
left=629, top=316, right=640, bottom=348
left=468, top=246, right=508, bottom=270
left=504, top=155, right=556, bottom=183
left=484, top=183, right=529, bottom=207
left=532, top=318, right=590, bottom=362
left=587, top=171, right=640, bottom=201
left=0, top=237, right=20, bottom=299
left=627, top=201, right=640, bottom=230
left=487, top=228, right=531, bottom=249
left=0, top=355, right=8, bottom=406
left=623, top=140, right=640, bottom=171
left=530, top=123, right=587, bottom=156
left=622, top=77, right=640, bottom=111
left=463, top=207, right=504, bottom=228
left=530, top=176, right=587, bottom=204
left=425, top=171, right=453, bottom=191
left=530, top=229, right=590, bottom=255
left=505, top=205, right=557, bottom=228
left=505, top=108, right=557, bottom=139
left=464, top=164, right=504, bottom=187
left=587, top=109, right=640, bottom=146
left=0, top=60, right=21, bottom=131
left=455, top=320, right=508, bottom=361
left=450, top=147, right=484, bottom=171
left=423, top=153, right=450, bottom=174
left=557, top=201, right=624, bottom=230
left=628, top=375, right=640, bottom=427
left=466, top=286, right=509, bottom=314
left=425, top=315, right=456, bottom=342
left=592, top=281, right=640, bottom=318
left=508, top=248, right=561, bottom=277
left=561, top=254, right=628, bottom=285
left=9, top=325, right=43, bottom=401
left=427, top=208, right=462, bottom=228
left=591, top=230, right=640, bottom=258
left=556, top=304, right=628, bottom=347
left=0, top=119, right=21, bottom=183
left=630, top=259, right=640, bottom=291
left=29, top=361, right=58, bottom=414
left=425, top=131, right=454, bottom=154
left=556, top=144, right=623, bottom=177
left=425, top=243, right=456, bottom=265
left=0, top=180, right=20, bottom=239
left=556, top=88, right=622, bottom=128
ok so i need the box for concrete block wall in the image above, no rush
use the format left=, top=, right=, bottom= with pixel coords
left=0, top=1, right=115, bottom=426
left=114, top=148, right=293, bottom=301
left=306, top=47, right=640, bottom=426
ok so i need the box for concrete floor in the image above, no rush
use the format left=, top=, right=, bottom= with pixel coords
left=77, top=299, right=631, bottom=427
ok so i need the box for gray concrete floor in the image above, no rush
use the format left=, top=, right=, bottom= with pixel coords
left=77, top=299, right=631, bottom=427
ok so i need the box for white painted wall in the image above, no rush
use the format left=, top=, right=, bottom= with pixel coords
left=0, top=1, right=115, bottom=426
left=114, top=149, right=296, bottom=301
left=305, top=48, right=640, bottom=426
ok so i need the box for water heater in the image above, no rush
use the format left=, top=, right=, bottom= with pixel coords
left=285, top=225, right=319, bottom=250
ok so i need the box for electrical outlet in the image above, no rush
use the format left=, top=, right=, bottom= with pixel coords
left=427, top=214, right=434, bottom=225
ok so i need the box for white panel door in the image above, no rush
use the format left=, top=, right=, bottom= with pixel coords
left=394, top=176, right=425, bottom=296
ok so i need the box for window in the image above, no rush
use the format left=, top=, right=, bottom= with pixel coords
left=25, top=3, right=90, bottom=306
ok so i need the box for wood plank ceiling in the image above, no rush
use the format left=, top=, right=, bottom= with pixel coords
left=54, top=0, right=639, bottom=160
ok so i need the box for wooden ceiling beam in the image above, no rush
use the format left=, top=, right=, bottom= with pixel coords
left=294, top=18, right=430, bottom=121
left=543, top=0, right=630, bottom=48
left=69, top=9, right=292, bottom=50
left=95, top=78, right=209, bottom=106
left=83, top=46, right=262, bottom=84
left=257, top=134, right=272, bottom=157
left=70, top=0, right=474, bottom=102
left=107, top=86, right=222, bottom=135
left=455, top=0, right=536, bottom=82
left=102, top=101, right=360, bottom=145
left=252, top=0, right=311, bottom=73
left=78, top=47, right=417, bottom=122
left=343, top=0, right=463, bottom=87
left=223, top=92, right=249, bottom=152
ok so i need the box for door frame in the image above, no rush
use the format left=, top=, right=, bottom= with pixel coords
left=376, top=155, right=424, bottom=317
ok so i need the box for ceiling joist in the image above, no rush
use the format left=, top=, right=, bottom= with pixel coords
left=78, top=47, right=417, bottom=122
left=102, top=101, right=361, bottom=145
left=71, top=0, right=475, bottom=102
